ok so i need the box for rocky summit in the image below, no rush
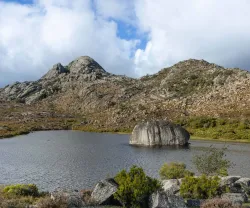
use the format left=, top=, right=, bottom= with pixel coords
left=1, top=56, right=250, bottom=137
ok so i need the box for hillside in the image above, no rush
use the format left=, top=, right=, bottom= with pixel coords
left=1, top=56, right=250, bottom=140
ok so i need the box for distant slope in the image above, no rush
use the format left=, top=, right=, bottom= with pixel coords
left=1, top=56, right=250, bottom=138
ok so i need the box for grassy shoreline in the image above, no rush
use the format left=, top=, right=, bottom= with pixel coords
left=1, top=126, right=250, bottom=144
left=190, top=136, right=250, bottom=144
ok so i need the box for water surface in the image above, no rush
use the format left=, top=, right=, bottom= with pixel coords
left=0, top=131, right=249, bottom=191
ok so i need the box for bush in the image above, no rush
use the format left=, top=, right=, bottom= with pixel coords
left=3, top=184, right=39, bottom=197
left=201, top=198, right=239, bottom=208
left=159, top=162, right=194, bottom=180
left=114, top=166, right=160, bottom=208
left=180, top=175, right=221, bottom=199
left=192, top=145, right=231, bottom=176
left=36, top=196, right=68, bottom=208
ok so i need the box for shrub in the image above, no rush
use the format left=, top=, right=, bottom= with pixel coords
left=3, top=184, right=39, bottom=197
left=0, top=196, right=36, bottom=208
left=159, top=162, right=194, bottom=180
left=201, top=198, right=239, bottom=208
left=180, top=175, right=221, bottom=199
left=36, top=196, right=68, bottom=208
left=114, top=165, right=160, bottom=208
left=192, top=145, right=231, bottom=176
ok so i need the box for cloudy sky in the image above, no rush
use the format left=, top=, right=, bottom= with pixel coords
left=1, top=0, right=250, bottom=87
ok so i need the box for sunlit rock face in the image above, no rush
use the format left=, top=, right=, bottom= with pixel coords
left=130, top=120, right=190, bottom=146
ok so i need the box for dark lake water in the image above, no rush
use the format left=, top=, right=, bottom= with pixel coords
left=0, top=131, right=249, bottom=191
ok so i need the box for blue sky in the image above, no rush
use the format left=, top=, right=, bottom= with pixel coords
left=2, top=0, right=33, bottom=4
left=1, top=0, right=250, bottom=87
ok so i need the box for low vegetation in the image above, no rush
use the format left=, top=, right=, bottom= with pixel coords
left=114, top=166, right=160, bottom=208
left=180, top=175, right=221, bottom=199
left=176, top=116, right=250, bottom=142
left=0, top=184, right=42, bottom=208
left=201, top=198, right=239, bottom=208
left=159, top=162, right=194, bottom=180
left=3, top=184, right=39, bottom=197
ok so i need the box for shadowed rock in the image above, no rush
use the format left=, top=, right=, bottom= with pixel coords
left=149, top=191, right=187, bottom=208
left=130, top=120, right=190, bottom=146
left=91, top=178, right=121, bottom=206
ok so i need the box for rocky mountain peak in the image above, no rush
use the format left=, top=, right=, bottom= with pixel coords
left=172, top=59, right=224, bottom=70
left=42, top=63, right=69, bottom=80
left=67, top=56, right=107, bottom=75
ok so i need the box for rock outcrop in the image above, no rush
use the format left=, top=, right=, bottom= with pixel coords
left=149, top=191, right=187, bottom=208
left=50, top=189, right=85, bottom=208
left=130, top=120, right=190, bottom=146
left=162, top=179, right=181, bottom=196
left=91, top=178, right=121, bottom=206
left=221, top=193, right=248, bottom=206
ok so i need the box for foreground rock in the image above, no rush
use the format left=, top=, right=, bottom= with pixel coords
left=91, top=178, right=121, bottom=206
left=149, top=191, right=187, bottom=208
left=50, top=189, right=85, bottom=208
left=221, top=193, right=248, bottom=206
left=219, top=176, right=247, bottom=193
left=162, top=179, right=181, bottom=195
left=130, top=120, right=190, bottom=146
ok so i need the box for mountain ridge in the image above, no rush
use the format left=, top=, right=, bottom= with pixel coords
left=1, top=56, right=250, bottom=139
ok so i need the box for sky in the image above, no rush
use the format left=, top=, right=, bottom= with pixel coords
left=1, top=0, right=250, bottom=87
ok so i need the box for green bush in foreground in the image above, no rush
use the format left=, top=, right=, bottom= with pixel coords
left=3, top=184, right=39, bottom=197
left=180, top=175, right=221, bottom=199
left=114, top=165, right=160, bottom=208
left=192, top=145, right=231, bottom=176
left=159, top=162, right=194, bottom=180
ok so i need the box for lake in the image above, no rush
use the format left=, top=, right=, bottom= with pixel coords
left=0, top=130, right=249, bottom=191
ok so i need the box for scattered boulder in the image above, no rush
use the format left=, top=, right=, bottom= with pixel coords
left=50, top=189, right=84, bottom=208
left=220, top=176, right=241, bottom=187
left=42, top=63, right=69, bottom=80
left=130, top=120, right=190, bottom=146
left=91, top=178, right=121, bottom=206
left=235, top=178, right=250, bottom=194
left=220, top=176, right=242, bottom=193
left=149, top=191, right=187, bottom=208
left=221, top=193, right=248, bottom=206
left=235, top=177, right=250, bottom=187
left=162, top=179, right=180, bottom=195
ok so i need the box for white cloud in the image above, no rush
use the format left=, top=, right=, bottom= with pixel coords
left=134, top=0, right=250, bottom=75
left=94, top=0, right=135, bottom=24
left=1, top=0, right=250, bottom=86
left=0, top=0, right=138, bottom=86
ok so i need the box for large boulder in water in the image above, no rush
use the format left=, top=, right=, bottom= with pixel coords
left=130, top=120, right=190, bottom=146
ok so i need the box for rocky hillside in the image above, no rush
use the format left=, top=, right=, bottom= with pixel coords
left=1, top=56, right=250, bottom=136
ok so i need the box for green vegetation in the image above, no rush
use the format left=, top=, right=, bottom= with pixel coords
left=192, top=145, right=231, bottom=176
left=180, top=175, right=221, bottom=199
left=114, top=165, right=160, bottom=208
left=176, top=116, right=250, bottom=142
left=159, top=162, right=194, bottom=180
left=3, top=184, right=39, bottom=197
left=0, top=185, right=43, bottom=208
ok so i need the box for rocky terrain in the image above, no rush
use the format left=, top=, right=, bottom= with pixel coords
left=1, top=56, right=250, bottom=139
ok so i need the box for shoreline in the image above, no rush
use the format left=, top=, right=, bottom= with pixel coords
left=1, top=128, right=250, bottom=144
